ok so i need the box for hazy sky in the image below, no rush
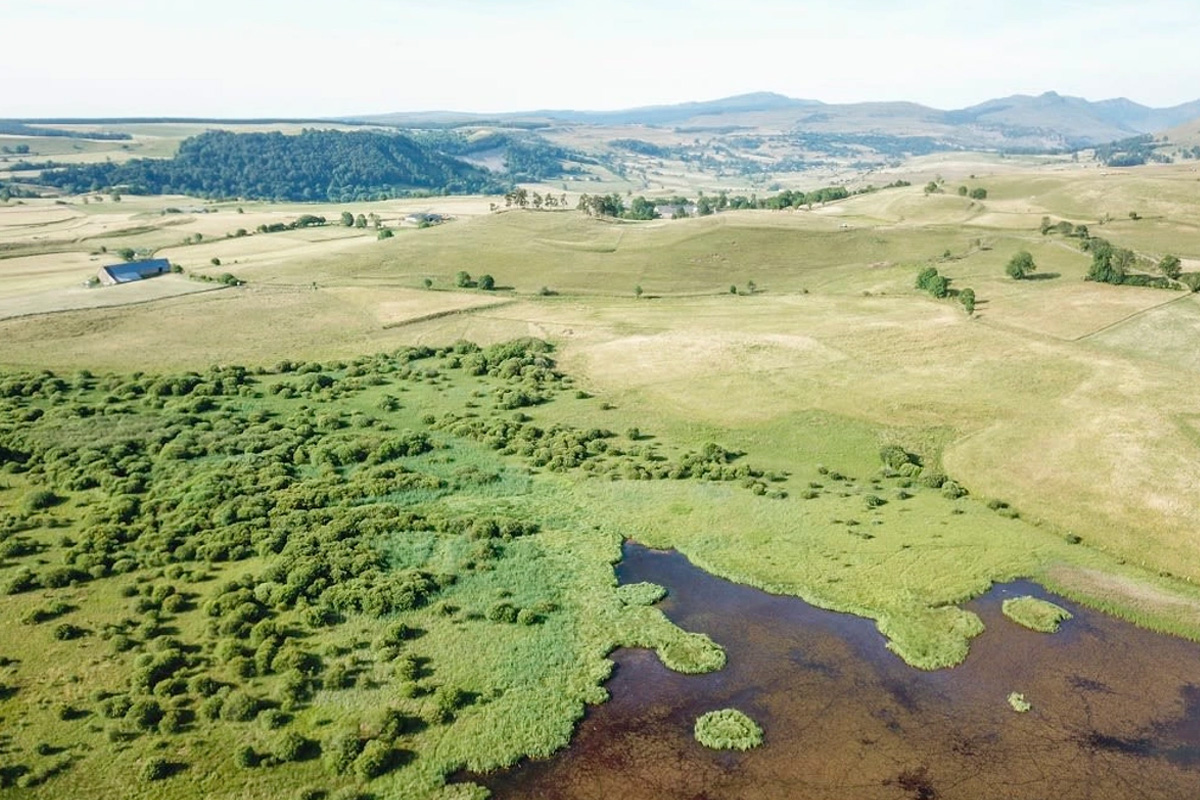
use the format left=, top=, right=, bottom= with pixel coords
left=5, top=0, right=1199, bottom=117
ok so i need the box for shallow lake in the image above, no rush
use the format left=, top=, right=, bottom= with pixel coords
left=482, top=542, right=1200, bottom=799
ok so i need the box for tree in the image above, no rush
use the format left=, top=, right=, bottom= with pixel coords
left=959, top=287, right=976, bottom=315
left=477, top=274, right=495, bottom=290
left=1113, top=247, right=1136, bottom=274
left=1159, top=254, right=1183, bottom=280
left=340, top=211, right=354, bottom=227
left=626, top=196, right=658, bottom=220
left=634, top=285, right=643, bottom=299
left=355, top=214, right=367, bottom=229
left=969, top=188, right=988, bottom=200
left=1006, top=250, right=1036, bottom=280
left=455, top=271, right=473, bottom=288
left=958, top=186, right=969, bottom=196
left=916, top=267, right=949, bottom=298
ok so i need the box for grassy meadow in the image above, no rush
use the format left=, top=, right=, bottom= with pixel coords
left=4, top=156, right=1200, bottom=796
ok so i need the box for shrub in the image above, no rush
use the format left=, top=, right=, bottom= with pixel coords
left=125, top=698, right=164, bottom=731
left=53, top=623, right=86, bottom=640
left=259, top=708, right=289, bottom=730
left=323, top=731, right=362, bottom=775
left=140, top=756, right=171, bottom=781
left=273, top=731, right=310, bottom=762
left=486, top=601, right=518, bottom=624
left=353, top=739, right=394, bottom=780
left=23, top=489, right=61, bottom=511
left=919, top=470, right=946, bottom=489
left=235, top=746, right=259, bottom=768
left=219, top=690, right=259, bottom=722
left=878, top=445, right=915, bottom=470
left=693, top=708, right=764, bottom=750
left=941, top=481, right=967, bottom=499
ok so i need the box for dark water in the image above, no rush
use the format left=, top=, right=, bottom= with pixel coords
left=480, top=543, right=1200, bottom=799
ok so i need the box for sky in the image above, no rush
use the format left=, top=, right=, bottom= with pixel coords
left=4, top=0, right=1199, bottom=118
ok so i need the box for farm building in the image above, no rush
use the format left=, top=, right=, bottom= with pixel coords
left=655, top=204, right=699, bottom=219
left=404, top=212, right=444, bottom=226
left=97, top=258, right=172, bottom=286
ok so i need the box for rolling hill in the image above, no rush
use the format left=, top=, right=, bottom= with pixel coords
left=359, top=90, right=1200, bottom=150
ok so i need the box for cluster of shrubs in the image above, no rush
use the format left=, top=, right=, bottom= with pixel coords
left=0, top=337, right=808, bottom=792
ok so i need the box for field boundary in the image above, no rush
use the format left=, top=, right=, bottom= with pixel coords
left=0, top=281, right=229, bottom=322
left=379, top=298, right=517, bottom=330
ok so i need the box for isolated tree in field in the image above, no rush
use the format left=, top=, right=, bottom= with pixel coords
left=958, top=186, right=969, bottom=196
left=959, top=287, right=976, bottom=315
left=355, top=214, right=367, bottom=229
left=1006, top=250, right=1036, bottom=280
left=634, top=285, right=643, bottom=299
left=1159, top=254, right=1182, bottom=280
left=340, top=211, right=354, bottom=227
left=455, top=271, right=473, bottom=288
left=478, top=274, right=495, bottom=290
left=969, top=188, right=988, bottom=200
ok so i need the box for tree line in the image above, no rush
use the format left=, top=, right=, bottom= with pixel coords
left=32, top=130, right=509, bottom=202
left=572, top=183, right=877, bottom=220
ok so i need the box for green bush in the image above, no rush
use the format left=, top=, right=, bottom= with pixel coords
left=140, top=756, right=171, bottom=781
left=273, top=731, right=310, bottom=762
left=125, top=698, right=163, bottom=730
left=322, top=731, right=362, bottom=775
left=353, top=739, right=394, bottom=780
left=235, top=746, right=259, bottom=769
left=693, top=708, right=764, bottom=750
left=486, top=601, right=518, bottom=623
left=219, top=690, right=259, bottom=722
left=22, top=489, right=61, bottom=511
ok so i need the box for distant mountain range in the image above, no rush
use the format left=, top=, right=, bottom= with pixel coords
left=359, top=91, right=1200, bottom=150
